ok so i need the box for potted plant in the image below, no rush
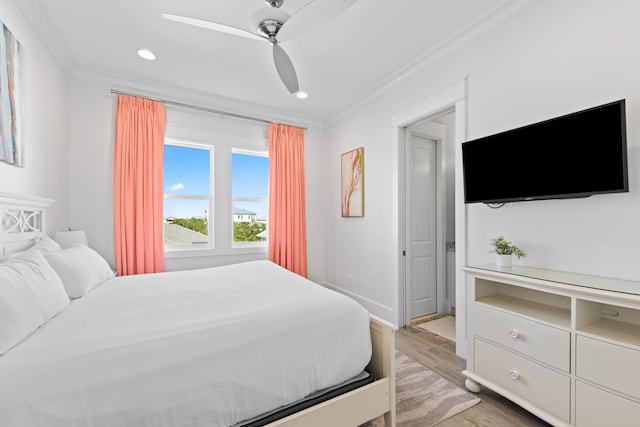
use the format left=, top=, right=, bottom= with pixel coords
left=489, top=236, right=526, bottom=267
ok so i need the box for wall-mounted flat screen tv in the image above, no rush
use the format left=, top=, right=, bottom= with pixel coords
left=462, top=100, right=628, bottom=204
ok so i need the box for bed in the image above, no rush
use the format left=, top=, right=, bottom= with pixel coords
left=0, top=192, right=396, bottom=427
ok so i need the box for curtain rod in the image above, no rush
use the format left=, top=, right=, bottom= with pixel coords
left=109, top=89, right=307, bottom=131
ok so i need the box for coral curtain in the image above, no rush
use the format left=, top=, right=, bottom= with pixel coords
left=113, top=95, right=166, bottom=276
left=268, top=123, right=308, bottom=277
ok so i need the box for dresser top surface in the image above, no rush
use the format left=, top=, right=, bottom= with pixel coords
left=467, top=264, right=640, bottom=297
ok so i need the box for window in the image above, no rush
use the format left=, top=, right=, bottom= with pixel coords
left=163, top=143, right=213, bottom=247
left=163, top=132, right=268, bottom=255
left=232, top=150, right=269, bottom=247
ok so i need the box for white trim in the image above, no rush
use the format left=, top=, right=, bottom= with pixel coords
left=321, top=281, right=396, bottom=323
left=391, top=80, right=466, bottom=127
left=164, top=137, right=217, bottom=150
left=453, top=95, right=467, bottom=358
left=0, top=192, right=54, bottom=209
left=164, top=194, right=209, bottom=200
left=233, top=197, right=268, bottom=203
left=329, top=0, right=542, bottom=125
left=391, top=79, right=468, bottom=358
left=15, top=0, right=76, bottom=75
left=231, top=150, right=269, bottom=249
left=164, top=142, right=214, bottom=250
left=165, top=247, right=266, bottom=258
left=232, top=147, right=269, bottom=158
left=78, top=68, right=322, bottom=128
left=24, top=0, right=539, bottom=127
left=0, top=192, right=55, bottom=255
left=166, top=125, right=267, bottom=149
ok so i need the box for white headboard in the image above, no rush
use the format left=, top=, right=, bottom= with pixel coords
left=0, top=192, right=54, bottom=255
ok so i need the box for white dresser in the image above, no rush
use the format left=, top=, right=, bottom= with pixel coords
left=464, top=265, right=640, bottom=426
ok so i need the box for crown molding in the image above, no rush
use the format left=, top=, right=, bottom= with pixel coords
left=326, top=0, right=544, bottom=127
left=17, top=0, right=542, bottom=129
left=71, top=68, right=324, bottom=130
left=15, top=0, right=76, bottom=75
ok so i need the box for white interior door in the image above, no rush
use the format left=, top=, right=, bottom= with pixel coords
left=406, top=134, right=437, bottom=318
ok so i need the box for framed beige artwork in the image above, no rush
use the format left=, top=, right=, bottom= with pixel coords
left=341, top=147, right=364, bottom=217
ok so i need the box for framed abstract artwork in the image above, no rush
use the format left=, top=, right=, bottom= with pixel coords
left=0, top=20, right=23, bottom=167
left=341, top=147, right=364, bottom=217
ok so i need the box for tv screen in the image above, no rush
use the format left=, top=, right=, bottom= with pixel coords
left=462, top=100, right=628, bottom=204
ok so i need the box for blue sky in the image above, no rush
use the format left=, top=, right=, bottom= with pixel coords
left=231, top=152, right=269, bottom=198
left=164, top=145, right=210, bottom=196
left=164, top=145, right=269, bottom=218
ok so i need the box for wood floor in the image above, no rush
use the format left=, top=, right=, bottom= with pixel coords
left=396, top=326, right=553, bottom=426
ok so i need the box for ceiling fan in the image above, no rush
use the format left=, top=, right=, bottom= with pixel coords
left=162, top=0, right=358, bottom=96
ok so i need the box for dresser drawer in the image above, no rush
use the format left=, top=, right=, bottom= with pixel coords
left=475, top=304, right=570, bottom=372
left=474, top=338, right=570, bottom=422
left=576, top=335, right=640, bottom=400
left=576, top=381, right=640, bottom=426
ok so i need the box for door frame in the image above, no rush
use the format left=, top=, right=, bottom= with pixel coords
left=391, top=79, right=468, bottom=357
left=403, top=124, right=446, bottom=325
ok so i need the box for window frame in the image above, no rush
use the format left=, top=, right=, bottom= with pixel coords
left=162, top=138, right=269, bottom=259
left=231, top=148, right=269, bottom=249
left=163, top=139, right=214, bottom=251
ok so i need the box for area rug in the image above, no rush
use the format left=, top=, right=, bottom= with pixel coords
left=416, top=315, right=456, bottom=342
left=362, top=351, right=480, bottom=427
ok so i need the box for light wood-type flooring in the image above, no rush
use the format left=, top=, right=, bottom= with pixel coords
left=396, top=326, right=552, bottom=426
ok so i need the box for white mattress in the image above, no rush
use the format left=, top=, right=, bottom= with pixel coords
left=0, top=260, right=372, bottom=427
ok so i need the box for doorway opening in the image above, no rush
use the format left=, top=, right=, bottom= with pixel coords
left=403, top=112, right=456, bottom=337
left=391, top=79, right=467, bottom=357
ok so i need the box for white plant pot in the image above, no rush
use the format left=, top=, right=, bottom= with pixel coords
left=496, top=254, right=512, bottom=267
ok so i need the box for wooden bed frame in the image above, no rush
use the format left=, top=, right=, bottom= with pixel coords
left=0, top=192, right=397, bottom=427
left=269, top=315, right=397, bottom=427
left=0, top=192, right=53, bottom=255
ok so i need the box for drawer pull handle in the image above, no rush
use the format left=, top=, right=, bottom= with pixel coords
left=509, top=329, right=519, bottom=339
left=509, top=370, right=520, bottom=380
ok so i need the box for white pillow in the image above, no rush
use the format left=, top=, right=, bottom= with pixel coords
left=0, top=250, right=70, bottom=355
left=0, top=250, right=28, bottom=263
left=43, top=244, right=115, bottom=299
left=32, top=235, right=63, bottom=253
left=0, top=235, right=62, bottom=263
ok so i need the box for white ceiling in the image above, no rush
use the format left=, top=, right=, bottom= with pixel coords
left=17, top=0, right=538, bottom=123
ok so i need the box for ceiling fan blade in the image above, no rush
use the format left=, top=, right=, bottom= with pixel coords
left=161, top=13, right=266, bottom=42
left=276, top=0, right=358, bottom=42
left=272, top=44, right=299, bottom=94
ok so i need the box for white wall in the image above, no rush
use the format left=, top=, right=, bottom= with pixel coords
left=324, top=102, right=399, bottom=321
left=67, top=78, right=327, bottom=282
left=68, top=81, right=115, bottom=262
left=0, top=0, right=70, bottom=233
left=323, top=0, right=640, bottom=339
left=51, top=0, right=640, bottom=354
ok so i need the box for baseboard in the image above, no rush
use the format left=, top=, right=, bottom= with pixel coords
left=321, top=281, right=396, bottom=325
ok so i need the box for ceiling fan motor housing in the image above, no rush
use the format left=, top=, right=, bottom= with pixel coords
left=265, top=0, right=284, bottom=8
left=258, top=19, right=284, bottom=40
left=250, top=7, right=290, bottom=40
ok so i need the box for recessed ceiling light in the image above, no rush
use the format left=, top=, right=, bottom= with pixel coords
left=137, top=49, right=156, bottom=61
left=295, top=91, right=308, bottom=99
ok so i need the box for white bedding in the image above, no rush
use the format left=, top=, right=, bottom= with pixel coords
left=0, top=260, right=372, bottom=427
